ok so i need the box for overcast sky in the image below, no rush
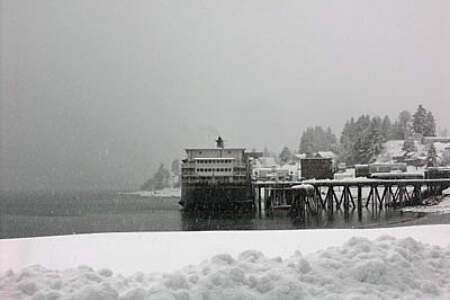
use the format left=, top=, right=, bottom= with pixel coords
left=1, top=0, right=449, bottom=191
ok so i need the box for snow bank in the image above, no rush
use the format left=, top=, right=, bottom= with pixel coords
left=1, top=236, right=450, bottom=300
left=120, top=187, right=181, bottom=198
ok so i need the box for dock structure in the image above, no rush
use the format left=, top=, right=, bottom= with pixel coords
left=252, top=181, right=302, bottom=216
left=252, top=178, right=450, bottom=219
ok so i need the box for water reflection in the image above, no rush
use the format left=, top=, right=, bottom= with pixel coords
left=181, top=205, right=421, bottom=231
left=181, top=210, right=255, bottom=231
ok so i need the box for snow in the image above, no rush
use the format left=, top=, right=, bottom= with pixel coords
left=377, top=139, right=450, bottom=166
left=401, top=196, right=450, bottom=214
left=120, top=187, right=181, bottom=198
left=376, top=140, right=415, bottom=162
left=1, top=227, right=450, bottom=299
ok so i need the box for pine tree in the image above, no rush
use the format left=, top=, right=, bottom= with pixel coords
left=423, top=111, right=436, bottom=137
left=412, top=105, right=427, bottom=136
left=381, top=115, right=393, bottom=141
left=398, top=110, right=412, bottom=139
left=391, top=121, right=403, bottom=140
left=402, top=139, right=417, bottom=153
left=339, top=119, right=354, bottom=163
left=352, top=115, right=372, bottom=164
left=299, top=126, right=338, bottom=154
left=426, top=143, right=438, bottom=167
left=299, top=128, right=315, bottom=154
left=279, top=146, right=293, bottom=164
left=140, top=163, right=171, bottom=190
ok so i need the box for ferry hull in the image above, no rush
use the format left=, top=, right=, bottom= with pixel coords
left=180, top=183, right=253, bottom=211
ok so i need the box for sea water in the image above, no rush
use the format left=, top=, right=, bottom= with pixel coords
left=0, top=190, right=431, bottom=238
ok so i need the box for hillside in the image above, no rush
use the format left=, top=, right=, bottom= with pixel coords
left=376, top=140, right=450, bottom=166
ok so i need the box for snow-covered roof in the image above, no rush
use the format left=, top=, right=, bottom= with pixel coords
left=194, top=158, right=235, bottom=160
left=423, top=136, right=450, bottom=143
left=294, top=153, right=307, bottom=159
left=316, top=151, right=336, bottom=159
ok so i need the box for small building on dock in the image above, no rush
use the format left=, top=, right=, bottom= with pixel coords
left=301, top=158, right=334, bottom=180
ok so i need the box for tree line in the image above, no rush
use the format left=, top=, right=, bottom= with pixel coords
left=273, top=105, right=439, bottom=166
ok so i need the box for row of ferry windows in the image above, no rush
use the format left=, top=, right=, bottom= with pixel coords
left=196, top=160, right=233, bottom=164
left=196, top=168, right=232, bottom=172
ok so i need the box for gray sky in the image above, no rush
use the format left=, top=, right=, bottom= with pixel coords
left=1, top=0, right=449, bottom=191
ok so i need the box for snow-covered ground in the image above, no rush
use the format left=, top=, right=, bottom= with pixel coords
left=120, top=187, right=181, bottom=198
left=401, top=187, right=450, bottom=213
left=376, top=140, right=425, bottom=163
left=377, top=139, right=450, bottom=166
left=1, top=226, right=450, bottom=299
left=401, top=197, right=450, bottom=214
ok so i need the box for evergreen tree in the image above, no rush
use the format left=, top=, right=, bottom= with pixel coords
left=369, top=117, right=384, bottom=156
left=412, top=105, right=427, bottom=136
left=279, top=146, right=293, bottom=164
left=381, top=115, right=393, bottom=141
left=340, top=118, right=356, bottom=163
left=423, top=111, right=436, bottom=137
left=404, top=121, right=414, bottom=139
left=299, top=127, right=315, bottom=154
left=299, top=126, right=338, bottom=154
left=351, top=115, right=372, bottom=164
left=426, top=143, right=438, bottom=167
left=391, top=121, right=403, bottom=140
left=140, top=163, right=171, bottom=190
left=402, top=139, right=417, bottom=153
left=391, top=110, right=412, bottom=139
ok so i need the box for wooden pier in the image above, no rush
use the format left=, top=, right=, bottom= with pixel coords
left=252, top=179, right=450, bottom=219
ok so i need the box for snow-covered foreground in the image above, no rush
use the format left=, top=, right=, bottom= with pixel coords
left=1, top=226, right=450, bottom=299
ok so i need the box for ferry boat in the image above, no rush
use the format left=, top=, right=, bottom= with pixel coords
left=179, top=137, right=258, bottom=211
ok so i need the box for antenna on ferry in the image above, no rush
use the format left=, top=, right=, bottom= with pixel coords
left=216, top=136, right=224, bottom=149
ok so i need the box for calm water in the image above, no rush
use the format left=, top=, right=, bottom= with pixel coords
left=0, top=191, right=427, bottom=239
